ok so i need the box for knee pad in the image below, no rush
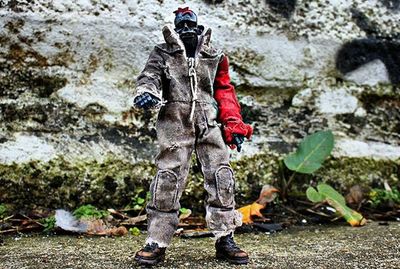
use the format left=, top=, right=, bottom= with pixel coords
left=152, top=169, right=179, bottom=211
left=215, top=166, right=235, bottom=207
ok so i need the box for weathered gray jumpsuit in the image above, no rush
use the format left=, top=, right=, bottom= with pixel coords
left=135, top=25, right=242, bottom=247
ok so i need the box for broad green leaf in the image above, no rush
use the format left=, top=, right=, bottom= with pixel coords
left=284, top=130, right=334, bottom=174
left=306, top=183, right=366, bottom=227
left=326, top=198, right=366, bottom=227
left=306, top=187, right=324, bottom=203
left=317, top=183, right=346, bottom=205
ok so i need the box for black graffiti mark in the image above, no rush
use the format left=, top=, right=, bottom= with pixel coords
left=336, top=8, right=400, bottom=85
left=336, top=39, right=400, bottom=84
left=265, top=0, right=297, bottom=19
left=380, top=0, right=400, bottom=10
left=203, top=0, right=224, bottom=4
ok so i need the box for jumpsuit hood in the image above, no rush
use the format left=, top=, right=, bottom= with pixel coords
left=157, top=24, right=218, bottom=57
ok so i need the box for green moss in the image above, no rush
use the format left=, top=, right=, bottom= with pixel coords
left=315, top=157, right=399, bottom=190
left=0, top=203, right=8, bottom=219
left=1, top=151, right=398, bottom=212
left=0, top=156, right=156, bottom=210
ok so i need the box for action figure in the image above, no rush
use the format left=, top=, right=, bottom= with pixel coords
left=133, top=7, right=253, bottom=266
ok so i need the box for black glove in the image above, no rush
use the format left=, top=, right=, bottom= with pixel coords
left=134, top=92, right=160, bottom=109
left=232, top=134, right=245, bottom=152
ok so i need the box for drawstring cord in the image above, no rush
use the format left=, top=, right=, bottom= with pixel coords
left=188, top=57, right=198, bottom=122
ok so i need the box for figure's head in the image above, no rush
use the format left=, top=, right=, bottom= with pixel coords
left=173, top=7, right=201, bottom=40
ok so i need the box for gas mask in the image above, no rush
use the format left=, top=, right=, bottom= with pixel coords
left=174, top=7, right=202, bottom=57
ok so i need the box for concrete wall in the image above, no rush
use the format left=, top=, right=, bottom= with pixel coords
left=0, top=0, right=399, bottom=210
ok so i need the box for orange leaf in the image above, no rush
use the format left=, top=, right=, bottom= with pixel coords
left=238, top=202, right=265, bottom=224
left=250, top=202, right=265, bottom=218
left=238, top=205, right=252, bottom=224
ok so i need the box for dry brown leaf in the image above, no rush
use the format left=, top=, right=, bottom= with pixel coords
left=107, top=226, right=128, bottom=236
left=345, top=185, right=364, bottom=205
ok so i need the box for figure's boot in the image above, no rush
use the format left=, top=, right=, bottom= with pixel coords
left=134, top=242, right=166, bottom=266
left=215, top=233, right=249, bottom=265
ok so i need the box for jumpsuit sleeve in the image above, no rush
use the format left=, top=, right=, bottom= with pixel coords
left=213, top=55, right=253, bottom=145
left=135, top=47, right=164, bottom=101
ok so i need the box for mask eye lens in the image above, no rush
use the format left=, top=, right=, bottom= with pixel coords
left=187, top=21, right=196, bottom=28
left=177, top=22, right=185, bottom=29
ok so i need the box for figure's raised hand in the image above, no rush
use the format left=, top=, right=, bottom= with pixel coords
left=134, top=92, right=160, bottom=109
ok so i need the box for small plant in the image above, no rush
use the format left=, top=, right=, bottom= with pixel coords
left=369, top=187, right=400, bottom=207
left=129, top=227, right=141, bottom=236
left=73, top=205, right=109, bottom=219
left=282, top=130, right=334, bottom=197
left=40, top=216, right=56, bottom=232
left=129, top=191, right=151, bottom=211
left=0, top=204, right=7, bottom=219
left=179, top=207, right=189, bottom=214
left=307, top=183, right=366, bottom=227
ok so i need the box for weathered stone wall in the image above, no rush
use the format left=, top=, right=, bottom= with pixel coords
left=0, top=0, right=399, bottom=211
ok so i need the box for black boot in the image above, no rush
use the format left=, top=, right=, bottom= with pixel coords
left=215, top=233, right=249, bottom=265
left=134, top=242, right=166, bottom=266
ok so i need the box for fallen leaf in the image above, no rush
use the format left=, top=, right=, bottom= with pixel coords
left=238, top=185, right=279, bottom=224
left=107, top=226, right=128, bottom=236
left=56, top=209, right=128, bottom=236
left=55, top=210, right=87, bottom=233
left=345, top=185, right=364, bottom=205
left=179, top=209, right=192, bottom=220
left=256, top=185, right=280, bottom=206
left=307, top=184, right=366, bottom=227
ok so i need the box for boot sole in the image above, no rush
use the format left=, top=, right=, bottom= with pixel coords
left=216, top=252, right=249, bottom=265
left=134, top=254, right=165, bottom=266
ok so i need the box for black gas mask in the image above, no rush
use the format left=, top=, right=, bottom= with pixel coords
left=174, top=7, right=202, bottom=57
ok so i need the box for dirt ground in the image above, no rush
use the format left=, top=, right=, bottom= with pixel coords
left=1, top=221, right=399, bottom=269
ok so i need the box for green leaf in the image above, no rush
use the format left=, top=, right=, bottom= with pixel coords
left=129, top=227, right=141, bottom=236
left=284, top=130, right=334, bottom=174
left=136, top=197, right=145, bottom=205
left=306, top=187, right=324, bottom=203
left=73, top=205, right=109, bottom=219
left=317, top=183, right=346, bottom=205
left=306, top=183, right=366, bottom=227
left=40, top=216, right=56, bottom=233
left=179, top=207, right=189, bottom=214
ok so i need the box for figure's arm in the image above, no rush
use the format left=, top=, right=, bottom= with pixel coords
left=214, top=55, right=253, bottom=151
left=134, top=48, right=164, bottom=109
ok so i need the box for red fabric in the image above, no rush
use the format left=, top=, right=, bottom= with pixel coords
left=214, top=56, right=253, bottom=145
left=173, top=7, right=193, bottom=15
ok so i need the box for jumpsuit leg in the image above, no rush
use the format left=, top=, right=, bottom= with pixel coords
left=145, top=104, right=195, bottom=247
left=195, top=104, right=243, bottom=239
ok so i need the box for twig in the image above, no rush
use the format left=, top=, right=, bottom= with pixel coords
left=21, top=214, right=44, bottom=227
left=278, top=204, right=306, bottom=217
left=306, top=208, right=331, bottom=218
